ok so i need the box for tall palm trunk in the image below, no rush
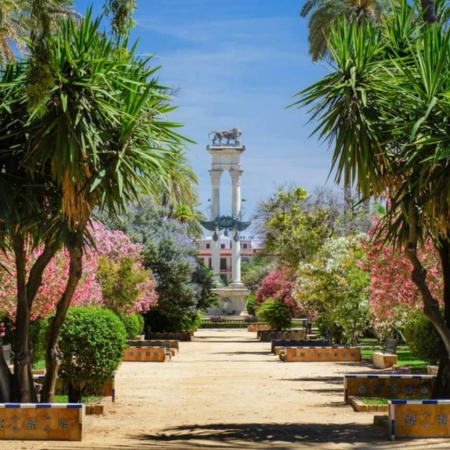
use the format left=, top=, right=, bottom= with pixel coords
left=41, top=231, right=84, bottom=403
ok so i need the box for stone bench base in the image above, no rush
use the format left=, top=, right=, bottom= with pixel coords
left=123, top=346, right=169, bottom=362
left=389, top=399, right=450, bottom=440
left=127, top=340, right=180, bottom=351
left=280, top=346, right=361, bottom=362
left=0, top=403, right=85, bottom=441
left=373, top=352, right=398, bottom=369
left=344, top=374, right=436, bottom=402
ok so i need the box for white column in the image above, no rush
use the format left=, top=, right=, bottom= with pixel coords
left=209, top=169, right=222, bottom=285
left=230, top=169, right=243, bottom=285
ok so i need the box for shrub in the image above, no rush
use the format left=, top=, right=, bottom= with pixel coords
left=256, top=300, right=292, bottom=331
left=404, top=310, right=445, bottom=364
left=246, top=294, right=256, bottom=316
left=120, top=313, right=144, bottom=339
left=58, top=307, right=127, bottom=402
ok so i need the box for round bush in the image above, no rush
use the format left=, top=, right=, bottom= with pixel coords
left=58, top=307, right=127, bottom=402
left=120, top=313, right=145, bottom=339
left=404, top=310, right=445, bottom=364
left=256, top=300, right=292, bottom=331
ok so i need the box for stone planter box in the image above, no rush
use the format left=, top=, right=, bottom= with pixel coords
left=0, top=403, right=85, bottom=441
left=123, top=346, right=169, bottom=362
left=33, top=376, right=115, bottom=402
left=389, top=399, right=450, bottom=440
left=373, top=352, right=398, bottom=369
left=280, top=346, right=361, bottom=362
left=348, top=397, right=388, bottom=413
left=344, top=374, right=436, bottom=402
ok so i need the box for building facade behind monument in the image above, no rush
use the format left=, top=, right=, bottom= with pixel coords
left=196, top=235, right=261, bottom=285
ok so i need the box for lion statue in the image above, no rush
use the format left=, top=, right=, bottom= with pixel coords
left=208, top=128, right=242, bottom=145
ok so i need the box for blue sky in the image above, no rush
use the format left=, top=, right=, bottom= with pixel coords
left=75, top=1, right=332, bottom=226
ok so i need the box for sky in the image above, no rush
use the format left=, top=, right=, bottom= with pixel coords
left=75, top=1, right=332, bottom=230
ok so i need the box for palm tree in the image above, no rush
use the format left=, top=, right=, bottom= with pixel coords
left=0, top=8, right=194, bottom=402
left=294, top=1, right=450, bottom=396
left=300, top=0, right=393, bottom=61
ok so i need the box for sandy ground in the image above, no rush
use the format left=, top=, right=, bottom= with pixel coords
left=3, top=329, right=450, bottom=450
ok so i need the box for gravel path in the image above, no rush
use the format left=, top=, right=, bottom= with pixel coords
left=3, top=329, right=450, bottom=449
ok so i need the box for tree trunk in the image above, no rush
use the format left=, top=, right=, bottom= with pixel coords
left=405, top=205, right=450, bottom=398
left=68, top=379, right=82, bottom=403
left=0, top=341, right=12, bottom=402
left=13, top=232, right=37, bottom=403
left=41, top=232, right=84, bottom=403
left=421, top=0, right=437, bottom=23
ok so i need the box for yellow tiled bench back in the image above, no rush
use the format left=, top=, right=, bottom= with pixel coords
left=0, top=403, right=84, bottom=441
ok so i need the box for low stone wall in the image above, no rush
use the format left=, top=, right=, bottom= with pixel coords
left=389, top=399, right=450, bottom=440
left=280, top=346, right=361, bottom=362
left=344, top=374, right=436, bottom=402
left=127, top=340, right=180, bottom=351
left=145, top=332, right=191, bottom=342
left=428, top=365, right=438, bottom=375
left=0, top=403, right=85, bottom=441
left=123, top=346, right=168, bottom=362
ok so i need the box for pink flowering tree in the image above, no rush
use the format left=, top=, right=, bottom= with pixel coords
left=255, top=268, right=302, bottom=330
left=364, top=235, right=443, bottom=340
left=0, top=222, right=156, bottom=325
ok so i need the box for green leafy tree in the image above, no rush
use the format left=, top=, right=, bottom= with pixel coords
left=295, top=236, right=371, bottom=345
left=254, top=186, right=370, bottom=269
left=109, top=201, right=217, bottom=332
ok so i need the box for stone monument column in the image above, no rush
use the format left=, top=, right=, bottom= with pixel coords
left=230, top=169, right=243, bottom=286
left=209, top=169, right=222, bottom=283
left=202, top=127, right=250, bottom=316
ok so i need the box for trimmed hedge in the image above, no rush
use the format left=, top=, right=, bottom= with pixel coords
left=200, top=322, right=250, bottom=329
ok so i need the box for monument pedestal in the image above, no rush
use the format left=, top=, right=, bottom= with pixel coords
left=210, top=286, right=250, bottom=317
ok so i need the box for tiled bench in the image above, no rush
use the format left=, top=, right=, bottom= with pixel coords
left=389, top=399, right=450, bottom=440
left=279, top=346, right=361, bottom=362
left=0, top=403, right=85, bottom=441
left=271, top=339, right=330, bottom=354
left=344, top=374, right=436, bottom=402
left=123, top=346, right=169, bottom=362
left=127, top=340, right=179, bottom=351
left=248, top=325, right=272, bottom=332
